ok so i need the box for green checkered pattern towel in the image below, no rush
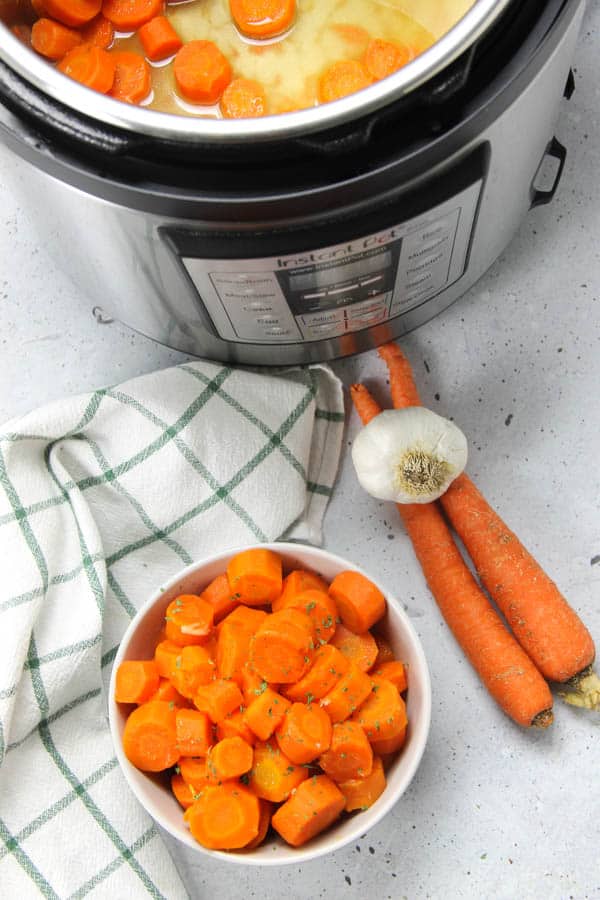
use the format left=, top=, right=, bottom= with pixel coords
left=0, top=360, right=344, bottom=899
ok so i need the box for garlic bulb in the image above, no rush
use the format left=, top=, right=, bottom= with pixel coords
left=351, top=407, right=468, bottom=504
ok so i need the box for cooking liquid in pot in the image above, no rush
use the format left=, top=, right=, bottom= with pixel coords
left=3, top=0, right=475, bottom=116
left=118, top=0, right=435, bottom=116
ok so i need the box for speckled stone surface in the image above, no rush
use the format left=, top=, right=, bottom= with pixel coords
left=1, top=4, right=599, bottom=898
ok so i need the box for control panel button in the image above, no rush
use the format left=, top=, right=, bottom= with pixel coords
left=244, top=303, right=274, bottom=312
left=180, top=177, right=481, bottom=343
left=309, top=321, right=341, bottom=333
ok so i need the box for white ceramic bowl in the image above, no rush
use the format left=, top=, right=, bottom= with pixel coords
left=108, top=542, right=432, bottom=866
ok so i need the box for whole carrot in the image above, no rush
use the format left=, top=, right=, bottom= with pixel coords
left=377, top=343, right=598, bottom=708
left=350, top=383, right=554, bottom=728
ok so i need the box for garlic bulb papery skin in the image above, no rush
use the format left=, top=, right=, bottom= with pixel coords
left=351, top=407, right=468, bottom=504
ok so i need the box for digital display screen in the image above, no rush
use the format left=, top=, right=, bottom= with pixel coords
left=287, top=252, right=392, bottom=293
left=276, top=245, right=401, bottom=315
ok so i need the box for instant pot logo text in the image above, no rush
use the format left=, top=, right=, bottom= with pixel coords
left=276, top=228, right=400, bottom=268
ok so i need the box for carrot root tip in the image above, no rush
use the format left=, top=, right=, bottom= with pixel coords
left=531, top=708, right=554, bottom=729
left=558, top=668, right=600, bottom=711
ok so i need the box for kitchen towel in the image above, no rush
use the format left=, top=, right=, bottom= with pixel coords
left=0, top=359, right=345, bottom=899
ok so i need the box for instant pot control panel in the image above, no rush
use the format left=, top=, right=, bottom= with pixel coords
left=163, top=148, right=486, bottom=344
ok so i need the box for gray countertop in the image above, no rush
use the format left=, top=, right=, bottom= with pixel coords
left=1, top=4, right=599, bottom=898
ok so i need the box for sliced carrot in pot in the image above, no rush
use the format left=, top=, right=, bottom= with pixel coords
left=229, top=0, right=295, bottom=39
left=58, top=44, right=115, bottom=93
left=102, top=0, right=163, bottom=32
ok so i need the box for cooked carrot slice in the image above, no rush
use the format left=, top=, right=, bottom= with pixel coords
left=320, top=662, right=372, bottom=724
left=283, top=644, right=349, bottom=703
left=330, top=623, right=378, bottom=672
left=318, top=720, right=373, bottom=782
left=185, top=782, right=260, bottom=850
left=338, top=755, right=386, bottom=811
left=363, top=39, right=412, bottom=81
left=216, top=607, right=267, bottom=685
left=206, top=735, right=253, bottom=782
left=164, top=594, right=214, bottom=646
left=328, top=570, right=386, bottom=633
left=318, top=60, right=372, bottom=103
left=122, top=700, right=178, bottom=771
left=194, top=679, right=244, bottom=724
left=102, top=0, right=163, bottom=31
left=248, top=739, right=308, bottom=802
left=114, top=660, right=160, bottom=704
left=274, top=569, right=329, bottom=612
left=220, top=606, right=268, bottom=632
left=44, top=0, right=101, bottom=27
left=242, top=799, right=273, bottom=849
left=220, top=77, right=266, bottom=118
left=108, top=50, right=151, bottom=104
left=80, top=13, right=114, bottom=48
left=229, top=0, right=295, bottom=39
left=250, top=609, right=315, bottom=683
left=216, top=710, right=257, bottom=746
left=31, top=18, right=82, bottom=60
left=350, top=676, right=407, bottom=740
left=154, top=639, right=181, bottom=679
left=200, top=573, right=239, bottom=623
left=370, top=726, right=407, bottom=756
left=148, top=677, right=189, bottom=707
left=240, top=661, right=273, bottom=703
left=58, top=44, right=116, bottom=93
left=372, top=634, right=395, bottom=666
left=171, top=772, right=196, bottom=809
left=178, top=756, right=210, bottom=790
left=370, top=660, right=407, bottom=693
left=275, top=701, right=332, bottom=764
left=138, top=14, right=182, bottom=61
left=175, top=709, right=213, bottom=757
left=226, top=547, right=283, bottom=606
left=170, top=645, right=216, bottom=699
left=217, top=621, right=254, bottom=684
left=271, top=774, right=345, bottom=847
left=279, top=589, right=338, bottom=644
left=244, top=687, right=291, bottom=740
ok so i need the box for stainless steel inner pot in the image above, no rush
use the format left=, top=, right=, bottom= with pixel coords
left=0, top=0, right=512, bottom=142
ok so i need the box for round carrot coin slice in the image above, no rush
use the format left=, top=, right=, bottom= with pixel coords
left=102, top=0, right=163, bottom=31
left=220, top=78, right=266, bottom=118
left=174, top=40, right=233, bottom=105
left=363, top=39, right=413, bottom=81
left=318, top=59, right=372, bottom=103
left=58, top=45, right=116, bottom=93
left=229, top=0, right=295, bottom=39
left=109, top=51, right=151, bottom=104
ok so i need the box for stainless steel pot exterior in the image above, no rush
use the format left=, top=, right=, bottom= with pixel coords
left=0, top=0, right=584, bottom=365
left=0, top=0, right=583, bottom=365
left=0, top=0, right=511, bottom=143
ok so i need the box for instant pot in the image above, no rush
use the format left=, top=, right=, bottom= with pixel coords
left=0, top=0, right=584, bottom=364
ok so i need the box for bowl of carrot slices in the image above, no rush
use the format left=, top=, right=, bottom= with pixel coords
left=108, top=543, right=431, bottom=864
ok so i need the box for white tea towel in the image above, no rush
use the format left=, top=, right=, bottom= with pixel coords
left=0, top=360, right=345, bottom=899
